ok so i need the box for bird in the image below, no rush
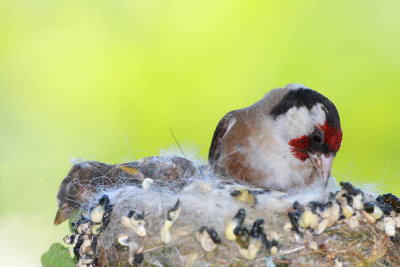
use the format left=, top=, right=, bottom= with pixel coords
left=54, top=161, right=123, bottom=225
left=208, top=84, right=343, bottom=191
left=54, top=156, right=196, bottom=225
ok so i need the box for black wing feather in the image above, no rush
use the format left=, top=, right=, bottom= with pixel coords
left=208, top=111, right=237, bottom=164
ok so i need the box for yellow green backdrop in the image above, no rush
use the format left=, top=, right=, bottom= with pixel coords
left=1, top=1, right=399, bottom=266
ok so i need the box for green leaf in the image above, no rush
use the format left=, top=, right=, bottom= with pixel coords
left=41, top=243, right=77, bottom=267
left=68, top=209, right=81, bottom=234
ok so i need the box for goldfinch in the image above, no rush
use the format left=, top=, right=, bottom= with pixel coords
left=209, top=84, right=342, bottom=191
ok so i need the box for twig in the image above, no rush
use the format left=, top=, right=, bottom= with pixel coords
left=143, top=245, right=165, bottom=253
left=277, top=246, right=305, bottom=256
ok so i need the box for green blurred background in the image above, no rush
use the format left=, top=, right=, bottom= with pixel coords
left=1, top=0, right=400, bottom=266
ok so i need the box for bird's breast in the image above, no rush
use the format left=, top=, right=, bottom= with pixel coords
left=220, top=122, right=318, bottom=191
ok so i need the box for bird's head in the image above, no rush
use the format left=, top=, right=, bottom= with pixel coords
left=54, top=161, right=112, bottom=225
left=270, top=84, right=342, bottom=187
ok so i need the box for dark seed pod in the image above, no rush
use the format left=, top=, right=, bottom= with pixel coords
left=127, top=210, right=135, bottom=218
left=293, top=201, right=303, bottom=211
left=376, top=195, right=384, bottom=203
left=73, top=235, right=84, bottom=260
left=114, top=243, right=129, bottom=251
left=167, top=199, right=181, bottom=221
left=234, top=208, right=246, bottom=225
left=249, top=189, right=271, bottom=195
left=115, top=235, right=130, bottom=251
left=250, top=219, right=264, bottom=238
left=271, top=239, right=279, bottom=248
left=100, top=204, right=113, bottom=232
left=378, top=193, right=400, bottom=213
left=308, top=201, right=326, bottom=213
left=364, top=202, right=374, bottom=213
left=206, top=227, right=222, bottom=244
left=288, top=210, right=302, bottom=236
left=99, top=195, right=110, bottom=206
left=345, top=195, right=353, bottom=207
left=127, top=210, right=145, bottom=220
left=133, top=253, right=144, bottom=264
left=325, top=200, right=333, bottom=208
left=233, top=226, right=242, bottom=236
left=230, top=190, right=240, bottom=197
left=339, top=182, right=363, bottom=196
left=105, top=203, right=113, bottom=213
left=376, top=202, right=393, bottom=215
left=197, top=226, right=221, bottom=252
left=134, top=211, right=145, bottom=220
left=261, top=232, right=271, bottom=250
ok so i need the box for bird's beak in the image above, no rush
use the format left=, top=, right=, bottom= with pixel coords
left=54, top=203, right=71, bottom=225
left=308, top=153, right=334, bottom=187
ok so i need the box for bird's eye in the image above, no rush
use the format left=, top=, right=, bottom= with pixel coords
left=311, top=131, right=323, bottom=144
left=313, top=135, right=321, bottom=143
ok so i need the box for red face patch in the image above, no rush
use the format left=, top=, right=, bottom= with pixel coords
left=318, top=121, right=342, bottom=152
left=289, top=121, right=342, bottom=161
left=288, top=135, right=310, bottom=161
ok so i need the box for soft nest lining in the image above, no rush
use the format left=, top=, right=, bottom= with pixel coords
left=61, top=155, right=400, bottom=266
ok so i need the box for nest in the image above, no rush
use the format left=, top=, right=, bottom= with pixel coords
left=58, top=157, right=400, bottom=266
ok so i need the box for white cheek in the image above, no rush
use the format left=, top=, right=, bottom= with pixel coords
left=309, top=104, right=326, bottom=126
left=274, top=107, right=310, bottom=139
left=274, top=104, right=326, bottom=140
